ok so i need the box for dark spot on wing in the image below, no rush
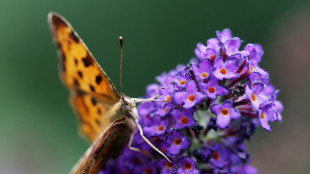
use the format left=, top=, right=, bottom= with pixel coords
left=59, top=51, right=66, bottom=72
left=74, top=58, right=78, bottom=65
left=70, top=31, right=80, bottom=43
left=95, top=74, right=103, bottom=84
left=89, top=84, right=95, bottom=92
left=60, top=51, right=66, bottom=62
left=74, top=78, right=80, bottom=87
left=50, top=14, right=67, bottom=28
left=97, top=108, right=102, bottom=115
left=91, top=97, right=97, bottom=105
left=82, top=54, right=93, bottom=67
left=78, top=70, right=83, bottom=78
left=76, top=90, right=85, bottom=96
left=95, top=118, right=101, bottom=126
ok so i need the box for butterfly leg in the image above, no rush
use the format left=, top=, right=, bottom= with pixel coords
left=128, top=133, right=142, bottom=152
left=135, top=124, right=171, bottom=162
left=128, top=133, right=155, bottom=161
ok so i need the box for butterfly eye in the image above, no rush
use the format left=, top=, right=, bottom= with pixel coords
left=125, top=105, right=131, bottom=110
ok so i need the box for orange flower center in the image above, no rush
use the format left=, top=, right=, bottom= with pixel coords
left=157, top=125, right=164, bottom=131
left=208, top=87, right=216, bottom=93
left=188, top=94, right=196, bottom=102
left=220, top=68, right=227, bottom=75
left=250, top=65, right=255, bottom=72
left=174, top=138, right=182, bottom=145
left=221, top=108, right=229, bottom=116
left=251, top=94, right=257, bottom=102
left=261, top=112, right=266, bottom=119
left=180, top=116, right=189, bottom=124
left=166, top=162, right=173, bottom=169
left=164, top=107, right=169, bottom=113
left=201, top=72, right=209, bottom=78
left=212, top=151, right=220, bottom=160
left=180, top=80, right=187, bottom=85
left=184, top=162, right=193, bottom=170
left=166, top=95, right=171, bottom=102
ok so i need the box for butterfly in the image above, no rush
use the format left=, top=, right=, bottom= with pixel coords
left=48, top=12, right=170, bottom=174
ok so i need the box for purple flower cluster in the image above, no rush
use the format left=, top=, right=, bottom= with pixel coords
left=100, top=29, right=283, bottom=174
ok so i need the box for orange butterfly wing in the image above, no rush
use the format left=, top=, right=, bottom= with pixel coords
left=49, top=12, right=119, bottom=103
left=49, top=12, right=121, bottom=142
left=71, top=91, right=122, bottom=142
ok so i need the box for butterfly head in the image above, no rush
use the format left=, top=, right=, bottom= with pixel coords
left=121, top=93, right=137, bottom=113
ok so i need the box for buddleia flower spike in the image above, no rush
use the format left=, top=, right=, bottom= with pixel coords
left=99, top=29, right=283, bottom=174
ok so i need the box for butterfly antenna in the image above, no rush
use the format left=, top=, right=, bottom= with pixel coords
left=119, top=36, right=124, bottom=94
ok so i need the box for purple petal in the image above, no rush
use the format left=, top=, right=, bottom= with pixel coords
left=230, top=108, right=241, bottom=119
left=225, top=57, right=239, bottom=72
left=174, top=92, right=186, bottom=104
left=185, top=81, right=198, bottom=93
left=213, top=57, right=224, bottom=69
left=252, top=82, right=264, bottom=94
left=216, top=29, right=233, bottom=43
left=210, top=104, right=221, bottom=115
left=217, top=114, right=231, bottom=129
left=167, top=144, right=181, bottom=155
left=266, top=109, right=278, bottom=122
left=177, top=156, right=199, bottom=174
left=259, top=114, right=271, bottom=131
left=183, top=99, right=196, bottom=109
left=207, top=38, right=220, bottom=52
left=195, top=92, right=206, bottom=103
left=222, top=100, right=233, bottom=108
left=172, top=109, right=196, bottom=129
left=224, top=37, right=241, bottom=56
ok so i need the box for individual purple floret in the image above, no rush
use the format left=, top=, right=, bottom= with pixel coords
left=213, top=57, right=239, bottom=80
left=165, top=131, right=191, bottom=155
left=174, top=80, right=205, bottom=109
left=200, top=75, right=229, bottom=99
left=258, top=103, right=279, bottom=131
left=98, top=28, right=283, bottom=174
left=247, top=60, right=269, bottom=79
left=224, top=37, right=242, bottom=56
left=211, top=100, right=241, bottom=129
left=210, top=143, right=231, bottom=169
left=192, top=59, right=212, bottom=81
left=244, top=43, right=264, bottom=63
left=155, top=159, right=175, bottom=174
left=171, top=108, right=196, bottom=129
left=143, top=116, right=169, bottom=136
left=194, top=38, right=220, bottom=60
left=245, top=81, right=268, bottom=111
left=176, top=156, right=199, bottom=174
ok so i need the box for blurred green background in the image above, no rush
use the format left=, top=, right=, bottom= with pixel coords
left=1, top=0, right=310, bottom=173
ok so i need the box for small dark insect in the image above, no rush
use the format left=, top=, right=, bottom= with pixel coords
left=231, top=85, right=245, bottom=98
